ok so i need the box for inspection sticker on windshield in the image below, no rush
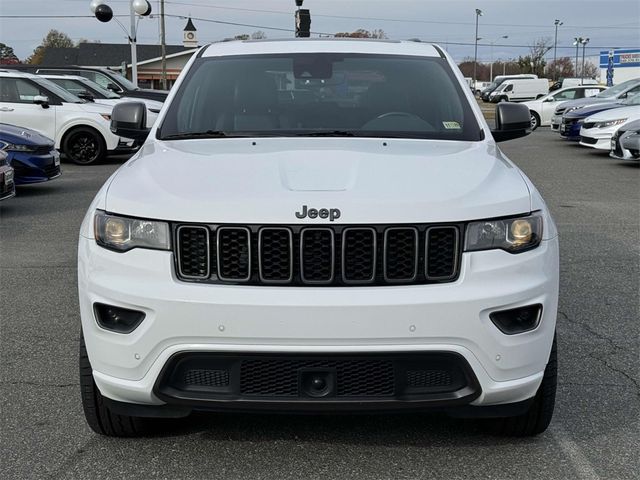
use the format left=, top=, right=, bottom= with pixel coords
left=442, top=121, right=461, bottom=129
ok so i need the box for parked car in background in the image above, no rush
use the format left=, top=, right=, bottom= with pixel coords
left=489, top=78, right=549, bottom=103
left=2, top=64, right=168, bottom=102
left=0, top=71, right=134, bottom=164
left=560, top=92, right=640, bottom=140
left=524, top=85, right=607, bottom=130
left=41, top=75, right=163, bottom=128
left=579, top=106, right=640, bottom=150
left=549, top=78, right=598, bottom=92
left=0, top=149, right=16, bottom=201
left=551, top=78, right=640, bottom=131
left=0, top=123, right=60, bottom=184
left=480, top=74, right=538, bottom=101
left=610, top=119, right=640, bottom=161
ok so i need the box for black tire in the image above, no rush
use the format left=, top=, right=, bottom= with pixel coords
left=492, top=334, right=557, bottom=436
left=530, top=111, right=541, bottom=131
left=79, top=332, right=147, bottom=437
left=62, top=127, right=106, bottom=165
left=499, top=96, right=508, bottom=103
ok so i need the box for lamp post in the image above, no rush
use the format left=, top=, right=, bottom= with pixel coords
left=553, top=19, right=563, bottom=80
left=90, top=0, right=152, bottom=88
left=489, top=35, right=508, bottom=82
left=580, top=37, right=590, bottom=84
left=473, top=8, right=483, bottom=90
left=573, top=37, right=582, bottom=78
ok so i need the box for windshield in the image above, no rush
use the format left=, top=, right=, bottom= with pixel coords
left=159, top=53, right=481, bottom=141
left=77, top=77, right=121, bottom=98
left=105, top=69, right=138, bottom=90
left=596, top=79, right=639, bottom=98
left=32, top=77, right=83, bottom=103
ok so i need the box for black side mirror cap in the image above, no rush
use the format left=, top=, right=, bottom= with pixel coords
left=110, top=102, right=150, bottom=142
left=78, top=92, right=95, bottom=102
left=491, top=103, right=532, bottom=143
left=107, top=82, right=120, bottom=92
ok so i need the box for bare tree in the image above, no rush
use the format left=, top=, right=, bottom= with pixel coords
left=335, top=29, right=387, bottom=39
left=517, top=37, right=553, bottom=77
left=547, top=57, right=575, bottom=78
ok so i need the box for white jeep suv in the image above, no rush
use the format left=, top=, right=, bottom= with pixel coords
left=78, top=39, right=559, bottom=437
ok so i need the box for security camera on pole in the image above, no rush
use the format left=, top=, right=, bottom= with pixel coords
left=294, top=0, right=311, bottom=38
left=89, top=0, right=152, bottom=87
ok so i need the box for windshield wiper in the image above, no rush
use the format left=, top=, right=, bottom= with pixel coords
left=161, top=131, right=237, bottom=140
left=293, top=130, right=357, bottom=137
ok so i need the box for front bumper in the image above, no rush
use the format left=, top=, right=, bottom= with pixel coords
left=9, top=150, right=61, bottom=185
left=78, top=234, right=559, bottom=411
left=560, top=120, right=582, bottom=139
left=0, top=166, right=16, bottom=200
left=579, top=128, right=614, bottom=150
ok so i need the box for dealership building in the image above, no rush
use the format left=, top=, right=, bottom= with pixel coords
left=599, top=49, right=640, bottom=84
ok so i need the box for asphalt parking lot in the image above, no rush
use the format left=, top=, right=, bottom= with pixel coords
left=1, top=129, right=638, bottom=479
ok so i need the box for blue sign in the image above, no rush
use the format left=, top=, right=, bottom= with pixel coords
left=600, top=49, right=640, bottom=68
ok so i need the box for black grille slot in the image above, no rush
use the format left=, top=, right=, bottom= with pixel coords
left=384, top=227, right=418, bottom=282
left=300, top=228, right=334, bottom=283
left=406, top=369, right=453, bottom=388
left=426, top=227, right=459, bottom=280
left=259, top=228, right=293, bottom=283
left=217, top=227, right=251, bottom=281
left=342, top=228, right=376, bottom=283
left=177, top=226, right=209, bottom=278
left=240, top=358, right=394, bottom=397
left=184, top=369, right=229, bottom=387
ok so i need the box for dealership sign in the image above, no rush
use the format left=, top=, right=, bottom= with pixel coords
left=600, top=48, right=640, bottom=68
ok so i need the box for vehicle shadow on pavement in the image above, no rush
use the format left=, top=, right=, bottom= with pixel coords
left=143, top=412, right=537, bottom=447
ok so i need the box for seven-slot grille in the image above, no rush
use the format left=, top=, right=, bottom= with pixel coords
left=175, top=224, right=461, bottom=286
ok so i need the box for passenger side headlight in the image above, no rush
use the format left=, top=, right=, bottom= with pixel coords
left=595, top=118, right=627, bottom=128
left=94, top=211, right=170, bottom=252
left=465, top=213, right=543, bottom=253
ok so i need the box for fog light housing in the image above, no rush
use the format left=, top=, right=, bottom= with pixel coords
left=93, top=303, right=145, bottom=333
left=489, top=304, right=542, bottom=335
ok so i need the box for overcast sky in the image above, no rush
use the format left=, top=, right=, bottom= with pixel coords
left=1, top=0, right=638, bottom=62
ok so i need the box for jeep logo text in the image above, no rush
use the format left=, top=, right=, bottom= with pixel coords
left=295, top=205, right=341, bottom=221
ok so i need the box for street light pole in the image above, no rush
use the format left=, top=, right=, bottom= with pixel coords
left=473, top=9, right=483, bottom=89
left=129, top=1, right=138, bottom=87
left=160, top=0, right=167, bottom=90
left=573, top=37, right=582, bottom=78
left=489, top=35, right=508, bottom=83
left=581, top=37, right=590, bottom=83
left=553, top=19, right=563, bottom=80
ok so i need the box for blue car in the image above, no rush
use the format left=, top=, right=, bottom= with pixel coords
left=560, top=93, right=640, bottom=140
left=0, top=150, right=16, bottom=201
left=0, top=123, right=61, bottom=184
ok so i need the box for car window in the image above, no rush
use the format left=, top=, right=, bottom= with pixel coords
left=596, top=79, right=639, bottom=98
left=504, top=84, right=513, bottom=92
left=554, top=89, right=578, bottom=100
left=0, top=77, right=48, bottom=103
left=160, top=53, right=481, bottom=141
left=49, top=78, right=87, bottom=96
left=584, top=88, right=602, bottom=98
left=31, top=77, right=83, bottom=103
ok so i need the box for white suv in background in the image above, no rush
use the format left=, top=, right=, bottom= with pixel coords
left=0, top=71, right=133, bottom=164
left=79, top=39, right=559, bottom=438
left=524, top=85, right=607, bottom=130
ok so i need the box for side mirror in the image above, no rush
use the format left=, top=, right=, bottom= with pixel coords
left=77, top=91, right=95, bottom=102
left=544, top=97, right=555, bottom=102
left=33, top=95, right=50, bottom=109
left=491, top=103, right=531, bottom=142
left=106, top=83, right=120, bottom=92
left=110, top=102, right=149, bottom=143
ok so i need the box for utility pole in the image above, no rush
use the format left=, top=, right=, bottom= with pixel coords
left=489, top=35, right=508, bottom=83
left=130, top=1, right=138, bottom=87
left=473, top=9, right=483, bottom=90
left=160, top=0, right=167, bottom=90
left=553, top=19, right=563, bottom=80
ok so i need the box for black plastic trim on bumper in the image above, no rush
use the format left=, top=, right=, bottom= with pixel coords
left=152, top=352, right=482, bottom=413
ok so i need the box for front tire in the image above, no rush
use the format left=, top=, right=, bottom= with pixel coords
left=79, top=332, right=147, bottom=437
left=62, top=127, right=106, bottom=165
left=492, top=334, right=557, bottom=436
left=530, top=111, right=541, bottom=131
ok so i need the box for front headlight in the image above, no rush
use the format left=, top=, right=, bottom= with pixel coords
left=0, top=142, right=37, bottom=152
left=563, top=106, right=582, bottom=115
left=465, top=213, right=543, bottom=254
left=94, top=211, right=170, bottom=252
left=595, top=118, right=627, bottom=128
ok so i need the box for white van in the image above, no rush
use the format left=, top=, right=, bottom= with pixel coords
left=490, top=79, right=550, bottom=103
left=550, top=78, right=598, bottom=91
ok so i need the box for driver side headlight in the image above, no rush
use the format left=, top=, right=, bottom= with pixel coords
left=94, top=211, right=170, bottom=252
left=595, top=118, right=627, bottom=128
left=465, top=213, right=543, bottom=253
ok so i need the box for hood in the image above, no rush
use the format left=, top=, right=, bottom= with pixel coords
left=556, top=96, right=615, bottom=114
left=77, top=102, right=113, bottom=115
left=119, top=97, right=164, bottom=110
left=0, top=123, right=54, bottom=146
left=105, top=138, right=531, bottom=224
left=585, top=105, right=640, bottom=123
left=564, top=101, right=625, bottom=119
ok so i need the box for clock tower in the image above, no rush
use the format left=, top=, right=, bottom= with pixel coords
left=183, top=17, right=197, bottom=48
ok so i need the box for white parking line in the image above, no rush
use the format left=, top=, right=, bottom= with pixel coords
left=552, top=428, right=600, bottom=480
